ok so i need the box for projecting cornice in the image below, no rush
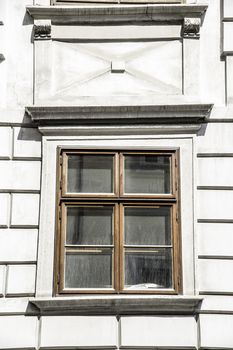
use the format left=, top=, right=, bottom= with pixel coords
left=26, top=4, right=208, bottom=24
left=26, top=104, right=213, bottom=135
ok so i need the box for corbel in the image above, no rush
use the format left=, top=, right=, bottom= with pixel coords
left=34, top=20, right=51, bottom=40
left=183, top=17, right=201, bottom=38
left=0, top=21, right=4, bottom=61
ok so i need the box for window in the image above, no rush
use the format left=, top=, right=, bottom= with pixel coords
left=56, top=149, right=181, bottom=294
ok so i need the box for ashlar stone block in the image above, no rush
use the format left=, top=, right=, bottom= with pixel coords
left=198, top=259, right=233, bottom=293
left=13, top=127, right=41, bottom=159
left=0, top=315, right=38, bottom=348
left=224, top=22, right=233, bottom=52
left=40, top=316, right=118, bottom=347
left=0, top=160, right=41, bottom=190
left=0, top=127, right=12, bottom=159
left=197, top=158, right=233, bottom=186
left=224, top=0, right=233, bottom=18
left=11, top=193, right=40, bottom=227
left=0, top=229, right=38, bottom=262
left=200, top=314, right=233, bottom=348
left=197, top=190, right=233, bottom=220
left=197, top=223, right=233, bottom=256
left=0, top=193, right=10, bottom=227
left=6, top=264, right=36, bottom=296
left=121, top=316, right=197, bottom=347
left=197, top=123, right=233, bottom=153
left=0, top=265, right=6, bottom=296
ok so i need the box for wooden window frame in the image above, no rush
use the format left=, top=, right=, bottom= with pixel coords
left=55, top=149, right=182, bottom=295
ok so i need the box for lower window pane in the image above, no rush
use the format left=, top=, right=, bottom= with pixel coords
left=65, top=251, right=112, bottom=289
left=124, top=249, right=172, bottom=289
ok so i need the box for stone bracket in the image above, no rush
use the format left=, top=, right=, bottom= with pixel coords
left=183, top=18, right=201, bottom=38
left=34, top=21, right=51, bottom=40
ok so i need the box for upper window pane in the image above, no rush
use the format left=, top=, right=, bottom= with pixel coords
left=124, top=207, right=171, bottom=246
left=67, top=154, right=114, bottom=194
left=124, top=155, right=171, bottom=194
left=66, top=206, right=113, bottom=245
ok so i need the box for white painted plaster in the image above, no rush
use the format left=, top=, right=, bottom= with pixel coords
left=198, top=259, right=233, bottom=293
left=224, top=0, right=233, bottom=18
left=197, top=157, right=233, bottom=186
left=6, top=264, right=36, bottom=296
left=0, top=193, right=10, bottom=227
left=226, top=56, right=233, bottom=104
left=197, top=190, right=233, bottom=220
left=13, top=127, right=42, bottom=159
left=11, top=193, right=40, bottom=227
left=0, top=161, right=41, bottom=190
left=0, top=315, right=38, bottom=348
left=200, top=314, right=233, bottom=348
left=0, top=128, right=11, bottom=159
left=40, top=316, right=118, bottom=347
left=223, top=22, right=233, bottom=52
left=197, top=222, right=233, bottom=256
left=0, top=265, right=6, bottom=297
left=121, top=316, right=197, bottom=347
left=197, top=123, right=233, bottom=153
left=5, top=0, right=33, bottom=109
left=199, top=0, right=225, bottom=105
left=0, top=229, right=38, bottom=262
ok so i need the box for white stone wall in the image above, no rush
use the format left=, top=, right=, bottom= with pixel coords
left=1, top=0, right=233, bottom=349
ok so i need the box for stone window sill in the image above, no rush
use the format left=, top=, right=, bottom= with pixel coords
left=29, top=295, right=202, bottom=316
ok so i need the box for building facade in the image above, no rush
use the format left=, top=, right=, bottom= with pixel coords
left=0, top=0, right=233, bottom=348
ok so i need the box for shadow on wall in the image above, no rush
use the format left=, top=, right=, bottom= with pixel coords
left=197, top=123, right=208, bottom=137
left=17, top=115, right=41, bottom=143
left=22, top=11, right=34, bottom=44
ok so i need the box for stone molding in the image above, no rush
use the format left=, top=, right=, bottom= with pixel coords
left=26, top=103, right=213, bottom=127
left=34, top=24, right=51, bottom=40
left=26, top=104, right=213, bottom=135
left=26, top=4, right=208, bottom=25
left=29, top=295, right=203, bottom=316
left=183, top=17, right=201, bottom=38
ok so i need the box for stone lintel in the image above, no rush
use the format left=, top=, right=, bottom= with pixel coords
left=26, top=104, right=213, bottom=128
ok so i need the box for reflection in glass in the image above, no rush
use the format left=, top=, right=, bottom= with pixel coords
left=125, top=249, right=172, bottom=289
left=66, top=207, right=113, bottom=245
left=67, top=155, right=114, bottom=193
left=124, top=155, right=170, bottom=194
left=65, top=251, right=112, bottom=289
left=124, top=207, right=171, bottom=245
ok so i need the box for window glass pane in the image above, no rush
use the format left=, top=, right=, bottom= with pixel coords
left=65, top=250, right=112, bottom=289
left=67, top=155, right=114, bottom=193
left=124, top=207, right=171, bottom=245
left=66, top=207, right=113, bottom=245
left=124, top=249, right=172, bottom=289
left=124, top=155, right=171, bottom=194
